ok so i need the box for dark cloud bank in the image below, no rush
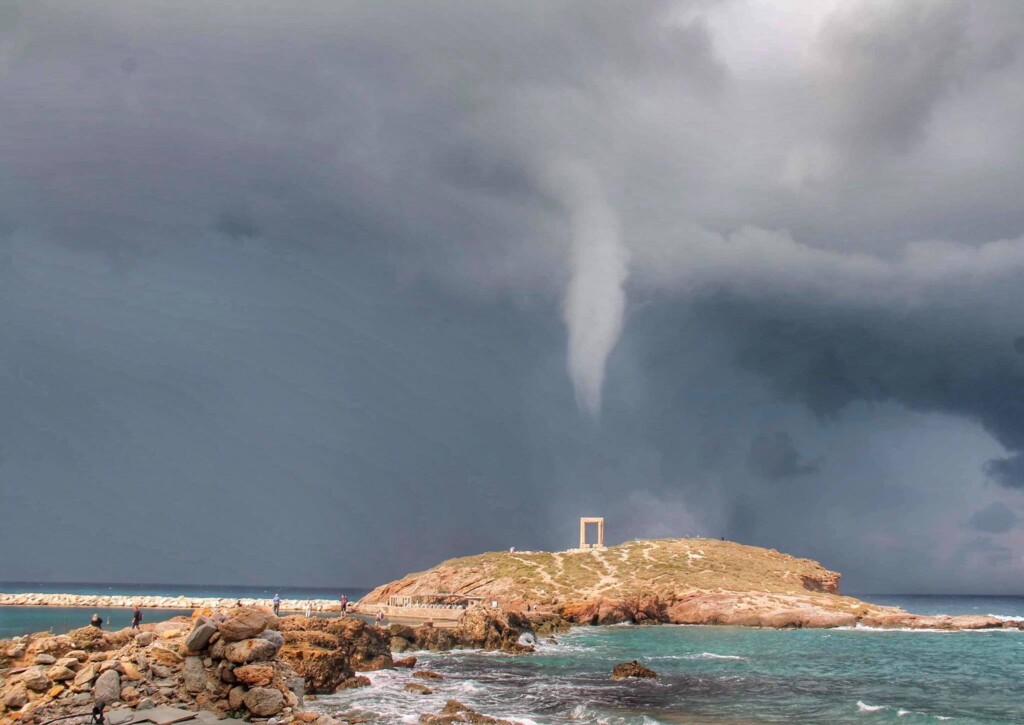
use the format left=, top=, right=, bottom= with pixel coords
left=1, top=1, right=1024, bottom=593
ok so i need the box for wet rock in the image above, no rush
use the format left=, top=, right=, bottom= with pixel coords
left=393, top=656, right=417, bottom=668
left=224, top=637, right=279, bottom=664
left=405, top=683, right=432, bottom=694
left=413, top=670, right=443, bottom=680
left=418, top=699, right=518, bottom=725
left=390, top=637, right=414, bottom=652
left=242, top=686, right=285, bottom=717
left=611, top=661, right=657, bottom=680
left=337, top=676, right=370, bottom=690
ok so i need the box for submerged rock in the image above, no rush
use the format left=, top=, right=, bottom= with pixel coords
left=611, top=661, right=657, bottom=680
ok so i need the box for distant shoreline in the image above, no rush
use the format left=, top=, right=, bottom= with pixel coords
left=0, top=591, right=343, bottom=613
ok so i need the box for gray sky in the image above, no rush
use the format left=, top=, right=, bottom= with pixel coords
left=1, top=0, right=1023, bottom=593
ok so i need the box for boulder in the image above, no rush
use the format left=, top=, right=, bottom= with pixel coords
left=611, top=661, right=657, bottom=680
left=228, top=685, right=246, bottom=710
left=22, top=666, right=51, bottom=691
left=120, top=661, right=144, bottom=681
left=135, top=632, right=157, bottom=647
left=419, top=699, right=517, bottom=725
left=393, top=656, right=417, bottom=668
left=56, top=656, right=82, bottom=670
left=413, top=670, right=443, bottom=680
left=72, top=663, right=98, bottom=689
left=405, top=683, right=432, bottom=694
left=233, top=664, right=274, bottom=687
left=183, top=656, right=207, bottom=693
left=34, top=653, right=57, bottom=665
left=224, top=637, right=279, bottom=664
left=258, top=629, right=285, bottom=649
left=337, top=675, right=371, bottom=690
left=148, top=645, right=183, bottom=666
left=184, top=621, right=218, bottom=652
left=242, top=686, right=284, bottom=717
left=218, top=609, right=275, bottom=642
left=67, top=650, right=89, bottom=662
left=3, top=684, right=29, bottom=709
left=390, top=636, right=414, bottom=652
left=93, top=669, right=121, bottom=704
left=46, top=664, right=77, bottom=682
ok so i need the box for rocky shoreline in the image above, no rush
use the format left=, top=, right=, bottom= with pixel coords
left=0, top=594, right=340, bottom=613
left=1, top=605, right=541, bottom=725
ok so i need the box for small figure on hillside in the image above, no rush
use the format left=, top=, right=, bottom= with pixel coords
left=131, top=605, right=143, bottom=629
left=235, top=599, right=243, bottom=607
left=375, top=610, right=384, bottom=627
left=340, top=594, right=348, bottom=616
left=272, top=593, right=281, bottom=616
left=90, top=613, right=104, bottom=629
left=304, top=602, right=312, bottom=618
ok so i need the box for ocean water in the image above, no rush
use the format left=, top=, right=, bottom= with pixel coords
left=314, top=595, right=1024, bottom=725
left=0, top=583, right=371, bottom=638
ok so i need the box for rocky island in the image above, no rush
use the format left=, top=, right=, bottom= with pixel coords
left=358, top=538, right=1023, bottom=630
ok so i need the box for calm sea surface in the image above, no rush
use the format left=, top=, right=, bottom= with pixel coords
left=0, top=582, right=371, bottom=638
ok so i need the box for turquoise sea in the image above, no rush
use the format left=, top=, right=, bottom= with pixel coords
left=5, top=590, right=1023, bottom=723
left=0, top=583, right=371, bottom=638
left=316, top=595, right=1024, bottom=725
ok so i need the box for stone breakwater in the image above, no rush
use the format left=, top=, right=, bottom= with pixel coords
left=0, top=593, right=341, bottom=613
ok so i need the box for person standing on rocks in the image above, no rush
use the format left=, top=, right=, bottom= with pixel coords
left=131, top=604, right=143, bottom=629
left=90, top=612, right=103, bottom=629
left=340, top=594, right=348, bottom=616
left=375, top=610, right=384, bottom=627
left=273, top=592, right=281, bottom=616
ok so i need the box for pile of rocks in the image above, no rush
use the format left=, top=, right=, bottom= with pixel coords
left=0, top=607, right=346, bottom=725
left=388, top=608, right=562, bottom=654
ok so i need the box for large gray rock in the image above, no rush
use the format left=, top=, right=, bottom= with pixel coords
left=224, top=638, right=278, bottom=664
left=183, top=656, right=207, bottom=693
left=93, top=669, right=121, bottom=704
left=257, top=629, right=285, bottom=649
left=184, top=621, right=218, bottom=652
left=33, top=653, right=57, bottom=665
left=242, top=686, right=284, bottom=717
left=72, top=663, right=98, bottom=689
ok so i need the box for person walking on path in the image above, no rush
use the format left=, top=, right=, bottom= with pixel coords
left=90, top=613, right=103, bottom=629
left=273, top=593, right=281, bottom=616
left=131, top=605, right=143, bottom=629
left=375, top=610, right=384, bottom=628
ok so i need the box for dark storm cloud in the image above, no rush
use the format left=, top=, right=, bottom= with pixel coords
left=985, top=454, right=1024, bottom=490
left=2, top=0, right=1024, bottom=591
left=964, top=503, right=1018, bottom=534
left=746, top=431, right=819, bottom=481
